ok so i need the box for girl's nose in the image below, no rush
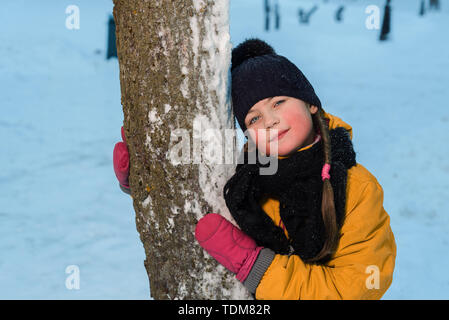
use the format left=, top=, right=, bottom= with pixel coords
left=265, top=115, right=280, bottom=129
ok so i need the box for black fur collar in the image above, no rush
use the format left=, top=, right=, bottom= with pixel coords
left=223, top=127, right=357, bottom=263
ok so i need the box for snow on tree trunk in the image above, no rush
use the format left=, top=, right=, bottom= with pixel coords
left=112, top=0, right=251, bottom=299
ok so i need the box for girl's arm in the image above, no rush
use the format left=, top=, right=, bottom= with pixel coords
left=254, top=180, right=397, bottom=300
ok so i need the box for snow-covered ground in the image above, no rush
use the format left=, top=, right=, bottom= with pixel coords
left=1, top=0, right=448, bottom=299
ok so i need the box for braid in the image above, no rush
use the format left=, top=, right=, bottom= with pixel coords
left=306, top=106, right=339, bottom=264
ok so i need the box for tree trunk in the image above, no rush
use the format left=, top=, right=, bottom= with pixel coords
left=112, top=0, right=251, bottom=300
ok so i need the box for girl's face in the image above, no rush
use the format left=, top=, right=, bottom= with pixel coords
left=244, top=96, right=318, bottom=157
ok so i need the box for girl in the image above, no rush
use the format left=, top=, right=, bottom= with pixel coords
left=113, top=38, right=397, bottom=300
left=194, top=38, right=396, bottom=300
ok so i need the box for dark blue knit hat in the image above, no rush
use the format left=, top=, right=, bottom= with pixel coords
left=231, top=38, right=322, bottom=133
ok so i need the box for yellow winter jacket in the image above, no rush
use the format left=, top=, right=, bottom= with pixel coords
left=255, top=111, right=397, bottom=300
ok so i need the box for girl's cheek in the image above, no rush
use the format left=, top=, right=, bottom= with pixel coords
left=246, top=127, right=256, bottom=143
left=285, top=110, right=310, bottom=133
left=282, top=110, right=300, bottom=126
left=251, top=128, right=270, bottom=151
left=246, top=127, right=261, bottom=148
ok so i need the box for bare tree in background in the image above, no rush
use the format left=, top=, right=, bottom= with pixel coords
left=113, top=0, right=251, bottom=300
left=429, top=0, right=440, bottom=11
left=380, top=0, right=391, bottom=41
left=419, top=0, right=426, bottom=16
left=264, top=0, right=281, bottom=31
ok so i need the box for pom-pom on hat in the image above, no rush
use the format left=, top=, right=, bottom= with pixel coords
left=231, top=38, right=322, bottom=133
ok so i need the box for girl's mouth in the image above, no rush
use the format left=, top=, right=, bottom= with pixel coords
left=270, top=129, right=289, bottom=142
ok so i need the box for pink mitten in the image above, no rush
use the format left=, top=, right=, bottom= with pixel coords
left=113, top=126, right=130, bottom=190
left=195, top=213, right=263, bottom=283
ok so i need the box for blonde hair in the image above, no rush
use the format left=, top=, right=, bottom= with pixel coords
left=308, top=105, right=339, bottom=263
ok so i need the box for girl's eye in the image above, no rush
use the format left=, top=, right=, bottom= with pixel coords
left=249, top=115, right=259, bottom=125
left=247, top=100, right=284, bottom=125
left=274, top=99, right=285, bottom=107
